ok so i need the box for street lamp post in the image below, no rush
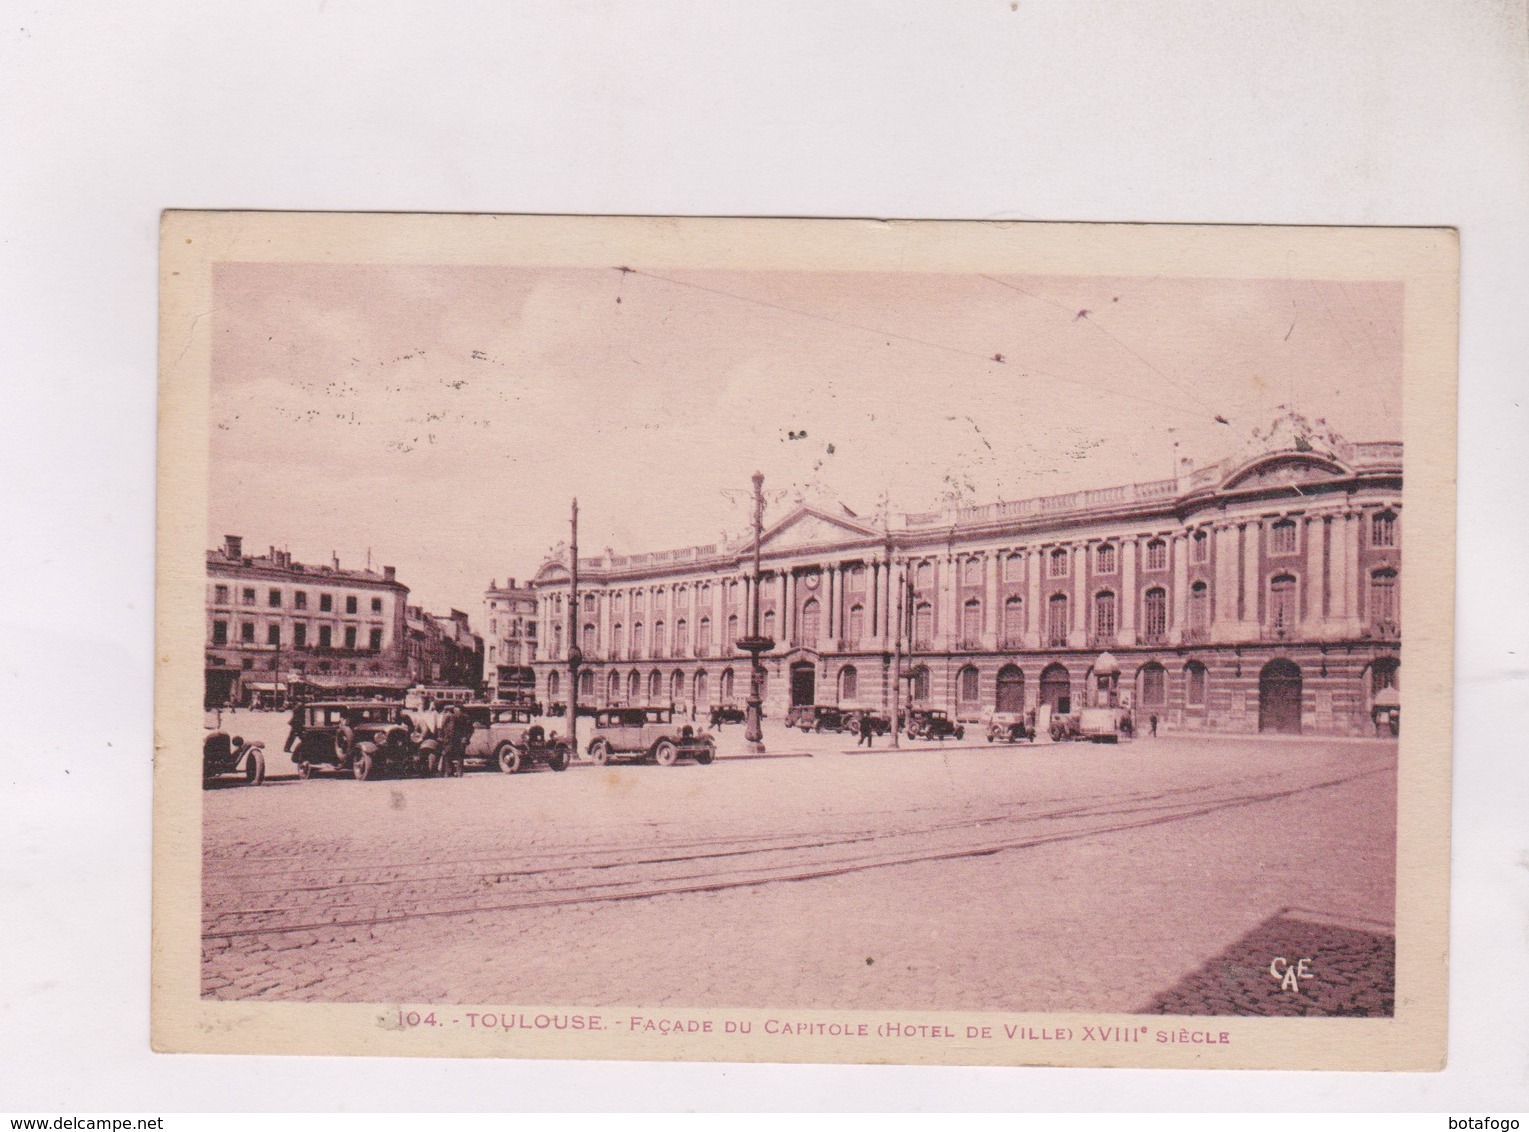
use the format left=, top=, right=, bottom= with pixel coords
left=566, top=498, right=582, bottom=758
left=737, top=471, right=774, bottom=754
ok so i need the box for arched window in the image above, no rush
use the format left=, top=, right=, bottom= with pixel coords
left=606, top=670, right=619, bottom=704
left=1269, top=574, right=1297, bottom=634
left=675, top=618, right=689, bottom=657
left=1049, top=547, right=1070, bottom=578
left=697, top=616, right=711, bottom=657
left=957, top=664, right=980, bottom=703
left=839, top=665, right=858, bottom=702
left=962, top=557, right=982, bottom=585
left=633, top=591, right=645, bottom=615
left=552, top=623, right=563, bottom=655
left=548, top=670, right=560, bottom=700
left=846, top=564, right=865, bottom=592
left=762, top=609, right=776, bottom=640
left=911, top=666, right=931, bottom=702
left=962, top=598, right=982, bottom=644
left=847, top=603, right=865, bottom=643
left=1145, top=539, right=1168, bottom=571
left=1191, top=529, right=1209, bottom=563
left=1370, top=569, right=1397, bottom=633
left=1093, top=591, right=1117, bottom=640
left=671, top=670, right=685, bottom=704
left=720, top=668, right=735, bottom=701
left=578, top=669, right=594, bottom=697
left=582, top=621, right=597, bottom=652
left=1185, top=660, right=1207, bottom=706
left=1143, top=587, right=1168, bottom=640
left=1096, top=543, right=1117, bottom=574
left=1004, top=595, right=1025, bottom=643
left=1005, top=552, right=1024, bottom=582
left=1188, top=581, right=1209, bottom=633
left=800, top=598, right=820, bottom=646
left=1048, top=593, right=1069, bottom=647
left=916, top=561, right=933, bottom=591
left=694, top=670, right=708, bottom=706
left=612, top=622, right=624, bottom=658
left=632, top=621, right=644, bottom=658
left=653, top=620, right=666, bottom=657
left=583, top=594, right=596, bottom=614
left=628, top=669, right=640, bottom=703
left=1371, top=510, right=1398, bottom=548
left=726, top=614, right=738, bottom=654
left=1140, top=661, right=1167, bottom=707
left=913, top=602, right=933, bottom=645
left=996, top=664, right=1025, bottom=712
left=648, top=670, right=662, bottom=702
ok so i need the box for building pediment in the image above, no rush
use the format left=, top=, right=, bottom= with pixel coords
left=1221, top=451, right=1353, bottom=492
left=533, top=560, right=570, bottom=584
left=759, top=506, right=880, bottom=554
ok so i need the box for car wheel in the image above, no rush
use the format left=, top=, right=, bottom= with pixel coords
left=694, top=742, right=715, bottom=765
left=353, top=752, right=373, bottom=781
left=955, top=727, right=965, bottom=740
left=548, top=745, right=570, bottom=772
left=497, top=742, right=523, bottom=774
left=297, top=760, right=313, bottom=780
left=654, top=740, right=679, bottom=767
left=590, top=740, right=612, bottom=767
left=244, top=748, right=265, bottom=786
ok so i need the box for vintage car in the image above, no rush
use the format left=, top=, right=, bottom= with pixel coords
left=586, top=706, right=716, bottom=766
left=460, top=703, right=571, bottom=773
left=1050, top=707, right=1133, bottom=743
left=708, top=702, right=746, bottom=725
left=904, top=708, right=966, bottom=741
left=844, top=708, right=892, bottom=736
left=788, top=704, right=858, bottom=733
left=984, top=710, right=1034, bottom=743
left=202, top=715, right=266, bottom=786
left=289, top=701, right=436, bottom=780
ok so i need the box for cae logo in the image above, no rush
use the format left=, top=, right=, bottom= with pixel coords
left=1269, top=956, right=1313, bottom=993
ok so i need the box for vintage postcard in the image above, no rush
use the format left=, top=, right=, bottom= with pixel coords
left=154, top=213, right=1456, bottom=1069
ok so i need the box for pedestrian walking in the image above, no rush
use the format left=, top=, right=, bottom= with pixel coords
left=857, top=714, right=875, bottom=748
left=283, top=699, right=305, bottom=753
left=1149, top=713, right=1158, bottom=738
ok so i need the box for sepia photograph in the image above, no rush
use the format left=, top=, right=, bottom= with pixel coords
left=154, top=212, right=1455, bottom=1069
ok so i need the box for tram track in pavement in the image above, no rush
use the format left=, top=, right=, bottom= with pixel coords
left=202, top=757, right=1393, bottom=942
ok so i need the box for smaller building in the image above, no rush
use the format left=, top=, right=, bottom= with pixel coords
left=482, top=577, right=539, bottom=699
left=204, top=535, right=411, bottom=707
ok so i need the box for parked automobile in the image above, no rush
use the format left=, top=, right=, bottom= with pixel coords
left=845, top=708, right=892, bottom=736
left=202, top=715, right=266, bottom=787
left=984, top=710, right=1034, bottom=743
left=586, top=706, right=716, bottom=766
left=289, top=701, right=437, bottom=780
left=709, top=703, right=746, bottom=725
left=459, top=703, right=571, bottom=773
left=788, top=704, right=857, bottom=733
left=905, top=708, right=965, bottom=741
left=1050, top=707, right=1132, bottom=742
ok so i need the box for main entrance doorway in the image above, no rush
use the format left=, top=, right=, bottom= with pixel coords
left=996, top=665, right=1025, bottom=713
left=790, top=661, right=817, bottom=707
left=1039, top=663, right=1071, bottom=715
left=1258, top=659, right=1303, bottom=734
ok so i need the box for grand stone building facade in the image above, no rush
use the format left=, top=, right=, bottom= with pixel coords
left=527, top=428, right=1402, bottom=736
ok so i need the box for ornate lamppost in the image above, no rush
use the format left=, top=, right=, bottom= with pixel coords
left=737, top=471, right=774, bottom=753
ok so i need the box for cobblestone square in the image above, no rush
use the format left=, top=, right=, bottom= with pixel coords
left=202, top=710, right=1396, bottom=1015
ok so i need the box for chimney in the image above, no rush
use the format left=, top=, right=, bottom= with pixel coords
left=506, top=577, right=515, bottom=589
left=383, top=565, right=396, bottom=582
left=224, top=535, right=242, bottom=560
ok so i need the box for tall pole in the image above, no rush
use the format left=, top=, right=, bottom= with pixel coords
left=566, top=498, right=582, bottom=757
left=889, top=549, right=901, bottom=749
left=739, top=471, right=773, bottom=754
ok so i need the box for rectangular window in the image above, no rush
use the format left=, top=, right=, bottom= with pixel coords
left=214, top=584, right=229, bottom=604
left=1005, top=554, right=1023, bottom=583
left=294, top=591, right=307, bottom=610
left=1269, top=521, right=1298, bottom=556
left=344, top=626, right=358, bottom=649
left=1191, top=531, right=1209, bottom=564
left=346, top=595, right=358, bottom=614
left=293, top=623, right=307, bottom=647
left=318, top=625, right=332, bottom=648
left=1145, top=540, right=1168, bottom=571
left=1095, top=544, right=1116, bottom=574
left=1371, top=511, right=1397, bottom=548
left=268, top=588, right=282, bottom=608
left=267, top=624, right=281, bottom=646
left=1094, top=592, right=1116, bottom=638
left=241, top=622, right=255, bottom=643
left=242, top=587, right=256, bottom=605
left=1049, top=548, right=1069, bottom=578
left=371, top=597, right=383, bottom=613
left=369, top=627, right=383, bottom=650
left=212, top=621, right=228, bottom=645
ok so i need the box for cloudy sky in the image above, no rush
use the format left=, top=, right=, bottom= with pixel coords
left=209, top=262, right=1402, bottom=618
